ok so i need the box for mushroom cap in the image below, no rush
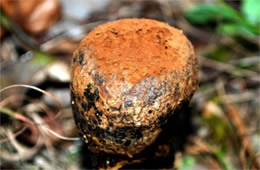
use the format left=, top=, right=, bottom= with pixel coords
left=70, top=18, right=198, bottom=156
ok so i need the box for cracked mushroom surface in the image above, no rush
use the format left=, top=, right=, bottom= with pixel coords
left=70, top=18, right=198, bottom=157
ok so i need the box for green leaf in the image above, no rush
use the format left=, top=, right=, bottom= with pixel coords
left=185, top=3, right=241, bottom=24
left=207, top=46, right=231, bottom=62
left=0, top=13, right=11, bottom=29
left=214, top=146, right=234, bottom=170
left=185, top=4, right=220, bottom=24
left=242, top=0, right=260, bottom=24
left=203, top=114, right=229, bottom=142
left=25, top=164, right=38, bottom=170
left=218, top=23, right=255, bottom=36
left=185, top=2, right=260, bottom=36
left=218, top=23, right=260, bottom=36
left=218, top=2, right=242, bottom=22
left=31, top=51, right=55, bottom=66
left=179, top=156, right=196, bottom=170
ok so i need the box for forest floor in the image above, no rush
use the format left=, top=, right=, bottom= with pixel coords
left=0, top=0, right=259, bottom=169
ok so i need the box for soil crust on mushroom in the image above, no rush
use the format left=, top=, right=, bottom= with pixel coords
left=75, top=18, right=194, bottom=84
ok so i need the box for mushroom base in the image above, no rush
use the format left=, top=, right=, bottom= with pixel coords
left=77, top=101, right=194, bottom=169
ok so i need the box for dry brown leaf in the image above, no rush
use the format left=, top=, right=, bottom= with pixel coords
left=1, top=0, right=61, bottom=35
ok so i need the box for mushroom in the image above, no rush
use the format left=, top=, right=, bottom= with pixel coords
left=70, top=19, right=198, bottom=157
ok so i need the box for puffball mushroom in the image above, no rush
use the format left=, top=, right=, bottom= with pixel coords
left=70, top=19, right=198, bottom=157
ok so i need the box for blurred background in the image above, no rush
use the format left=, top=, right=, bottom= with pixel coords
left=0, top=0, right=259, bottom=169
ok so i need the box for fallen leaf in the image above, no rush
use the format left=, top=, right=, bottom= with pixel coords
left=1, top=0, right=61, bottom=35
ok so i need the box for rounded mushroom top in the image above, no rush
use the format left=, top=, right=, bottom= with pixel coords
left=75, top=18, right=195, bottom=84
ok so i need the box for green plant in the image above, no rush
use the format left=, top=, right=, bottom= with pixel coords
left=185, top=1, right=260, bottom=36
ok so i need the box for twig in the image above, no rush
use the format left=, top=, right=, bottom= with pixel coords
left=226, top=105, right=259, bottom=170
left=31, top=113, right=56, bottom=169
left=41, top=21, right=104, bottom=51
left=0, top=107, right=34, bottom=124
left=220, top=91, right=256, bottom=103
left=217, top=80, right=260, bottom=170
left=0, top=94, right=25, bottom=107
left=186, top=136, right=224, bottom=170
left=200, top=56, right=259, bottom=81
left=0, top=126, right=28, bottom=144
left=0, top=128, right=43, bottom=161
left=42, top=126, right=80, bottom=141
left=0, top=84, right=62, bottom=125
left=0, top=14, right=39, bottom=50
left=31, top=112, right=79, bottom=141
